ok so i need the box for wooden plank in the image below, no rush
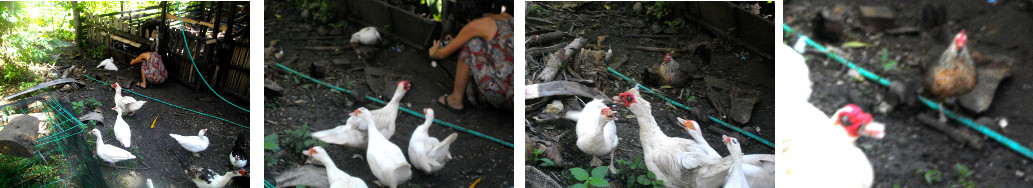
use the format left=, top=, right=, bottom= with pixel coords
left=164, top=13, right=228, bottom=31
left=3, top=78, right=86, bottom=100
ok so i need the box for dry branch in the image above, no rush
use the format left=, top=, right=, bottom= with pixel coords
left=536, top=37, right=588, bottom=83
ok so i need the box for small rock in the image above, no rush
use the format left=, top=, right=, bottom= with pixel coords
left=295, top=100, right=307, bottom=104
left=1018, top=170, right=1025, bottom=177
left=544, top=100, right=563, bottom=114
left=1000, top=118, right=1008, bottom=129
left=633, top=2, right=642, bottom=13
left=876, top=101, right=892, bottom=114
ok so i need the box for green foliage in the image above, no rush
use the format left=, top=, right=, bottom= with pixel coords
left=951, top=164, right=977, bottom=188
left=917, top=168, right=943, bottom=185
left=649, top=2, right=671, bottom=19
left=527, top=148, right=554, bottom=167
left=614, top=155, right=664, bottom=188
left=423, top=0, right=443, bottom=21
left=71, top=98, right=101, bottom=114
left=281, top=124, right=325, bottom=154
left=568, top=166, right=610, bottom=188
left=264, top=134, right=280, bottom=166
left=881, top=48, right=898, bottom=71
left=664, top=18, right=685, bottom=30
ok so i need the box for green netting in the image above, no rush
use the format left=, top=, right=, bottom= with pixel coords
left=0, top=92, right=107, bottom=188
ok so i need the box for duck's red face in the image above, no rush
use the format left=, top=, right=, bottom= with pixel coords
left=836, top=104, right=873, bottom=138
left=684, top=120, right=697, bottom=130
left=351, top=109, right=361, bottom=116
left=399, top=81, right=411, bottom=91
left=617, top=92, right=636, bottom=107
left=664, top=53, right=672, bottom=64
left=111, top=83, right=120, bottom=89
left=238, top=169, right=248, bottom=176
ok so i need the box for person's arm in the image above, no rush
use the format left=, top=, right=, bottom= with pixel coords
left=429, top=18, right=491, bottom=59
left=130, top=52, right=151, bottom=65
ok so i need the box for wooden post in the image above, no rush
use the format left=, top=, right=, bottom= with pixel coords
left=0, top=115, right=40, bottom=158
left=73, top=1, right=82, bottom=47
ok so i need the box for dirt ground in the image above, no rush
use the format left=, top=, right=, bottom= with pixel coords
left=22, top=45, right=252, bottom=187
left=786, top=0, right=1033, bottom=187
left=262, top=1, right=515, bottom=187
left=524, top=2, right=774, bottom=186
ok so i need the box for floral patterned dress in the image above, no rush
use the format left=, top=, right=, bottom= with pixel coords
left=458, top=19, right=514, bottom=109
left=142, top=53, right=167, bottom=84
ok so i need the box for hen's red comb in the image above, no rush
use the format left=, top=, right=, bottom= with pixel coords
left=955, top=30, right=967, bottom=50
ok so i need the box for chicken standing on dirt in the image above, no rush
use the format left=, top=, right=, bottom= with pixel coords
left=648, top=53, right=699, bottom=87
left=925, top=30, right=976, bottom=121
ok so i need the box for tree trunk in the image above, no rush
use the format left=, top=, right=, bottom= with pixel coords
left=0, top=115, right=40, bottom=158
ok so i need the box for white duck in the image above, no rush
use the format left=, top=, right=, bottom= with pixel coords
left=89, top=129, right=137, bottom=165
left=777, top=43, right=886, bottom=188
left=170, top=129, right=210, bottom=157
left=355, top=108, right=411, bottom=188
left=723, top=135, right=750, bottom=188
left=367, top=80, right=410, bottom=139
left=96, top=57, right=118, bottom=71
left=112, top=106, right=132, bottom=148
left=568, top=99, right=619, bottom=173
left=112, top=83, right=146, bottom=116
left=408, top=108, right=459, bottom=174
left=177, top=150, right=248, bottom=188
left=613, top=87, right=734, bottom=188
left=680, top=118, right=775, bottom=188
left=304, top=146, right=369, bottom=188
left=350, top=26, right=381, bottom=45
left=311, top=115, right=369, bottom=149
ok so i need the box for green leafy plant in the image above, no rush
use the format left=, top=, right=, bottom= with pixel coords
left=649, top=2, right=671, bottom=19
left=281, top=124, right=324, bottom=154
left=664, top=18, right=685, bottom=30
left=952, top=164, right=977, bottom=188
left=568, top=166, right=610, bottom=188
left=917, top=168, right=942, bottom=185
left=264, top=134, right=280, bottom=166
left=881, top=48, right=898, bottom=71
left=615, top=155, right=664, bottom=188
left=528, top=148, right=554, bottom=167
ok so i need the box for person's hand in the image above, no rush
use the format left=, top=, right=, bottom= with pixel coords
left=429, top=40, right=441, bottom=58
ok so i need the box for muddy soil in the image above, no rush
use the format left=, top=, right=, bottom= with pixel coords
left=32, top=45, right=251, bottom=187
left=524, top=1, right=774, bottom=186
left=786, top=0, right=1033, bottom=187
left=263, top=1, right=515, bottom=187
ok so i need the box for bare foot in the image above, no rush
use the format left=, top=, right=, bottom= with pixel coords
left=136, top=82, right=147, bottom=88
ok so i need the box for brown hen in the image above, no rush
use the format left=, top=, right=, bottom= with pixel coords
left=925, top=30, right=977, bottom=102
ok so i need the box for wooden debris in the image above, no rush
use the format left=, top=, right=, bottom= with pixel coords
left=960, top=54, right=1013, bottom=113
left=527, top=41, right=570, bottom=58
left=77, top=108, right=105, bottom=124
left=526, top=31, right=566, bottom=47
left=0, top=115, right=40, bottom=158
left=4, top=78, right=86, bottom=100
left=536, top=37, right=588, bottom=83
left=525, top=81, right=608, bottom=101
left=265, top=79, right=284, bottom=96
left=274, top=165, right=331, bottom=188
left=917, top=113, right=984, bottom=149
